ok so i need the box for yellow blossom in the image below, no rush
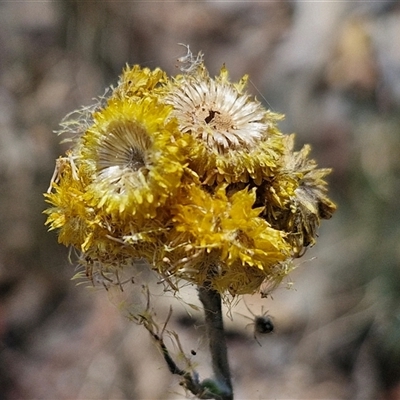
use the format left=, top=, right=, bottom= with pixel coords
left=44, top=157, right=94, bottom=249
left=44, top=50, right=336, bottom=299
left=163, top=184, right=292, bottom=295
left=111, top=64, right=168, bottom=101
left=79, top=97, right=187, bottom=219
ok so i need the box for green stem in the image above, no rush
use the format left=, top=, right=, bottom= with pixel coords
left=198, top=285, right=233, bottom=400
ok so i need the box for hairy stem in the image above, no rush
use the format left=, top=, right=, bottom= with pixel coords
left=198, top=285, right=233, bottom=400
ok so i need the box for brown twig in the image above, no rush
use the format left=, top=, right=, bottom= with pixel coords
left=138, top=284, right=234, bottom=399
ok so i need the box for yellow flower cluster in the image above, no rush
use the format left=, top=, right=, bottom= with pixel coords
left=44, top=53, right=336, bottom=297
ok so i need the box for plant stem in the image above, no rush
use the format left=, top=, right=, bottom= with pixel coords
left=198, top=285, right=233, bottom=400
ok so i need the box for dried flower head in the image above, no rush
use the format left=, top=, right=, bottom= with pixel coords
left=257, top=135, right=336, bottom=257
left=45, top=48, right=335, bottom=302
left=164, top=65, right=285, bottom=185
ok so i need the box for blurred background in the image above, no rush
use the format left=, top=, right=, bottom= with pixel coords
left=1, top=1, right=400, bottom=399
